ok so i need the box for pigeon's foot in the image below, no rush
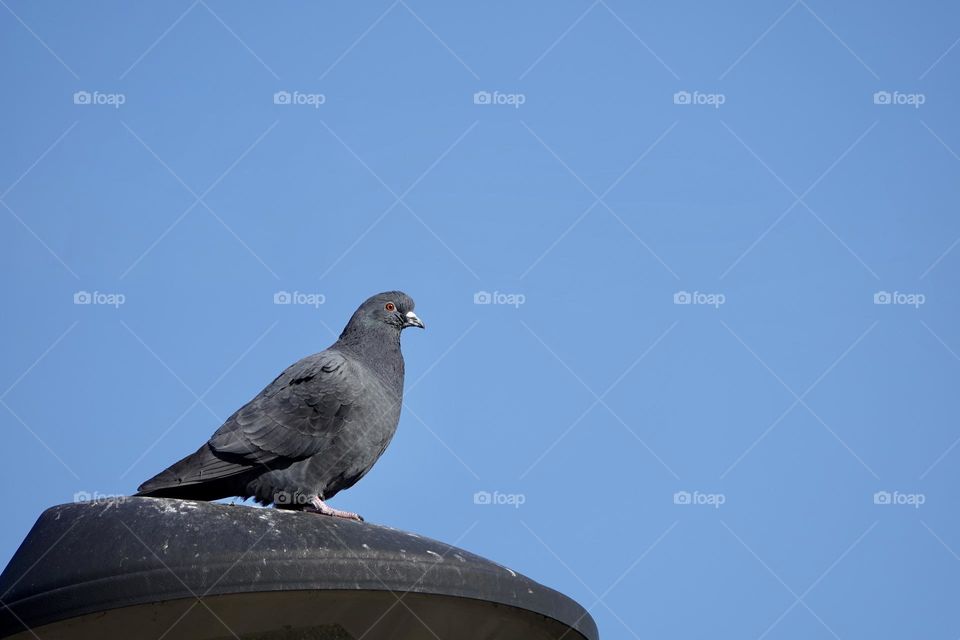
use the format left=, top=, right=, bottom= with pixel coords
left=302, top=496, right=364, bottom=522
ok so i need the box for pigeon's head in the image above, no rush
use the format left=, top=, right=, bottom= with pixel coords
left=348, top=291, right=424, bottom=334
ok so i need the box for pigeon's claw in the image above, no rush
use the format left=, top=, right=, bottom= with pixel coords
left=303, top=496, right=364, bottom=522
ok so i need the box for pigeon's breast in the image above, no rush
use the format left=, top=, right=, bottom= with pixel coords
left=311, top=366, right=403, bottom=496
left=344, top=370, right=402, bottom=460
left=246, top=355, right=405, bottom=502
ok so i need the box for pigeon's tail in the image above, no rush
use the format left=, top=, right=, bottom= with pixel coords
left=136, top=444, right=252, bottom=502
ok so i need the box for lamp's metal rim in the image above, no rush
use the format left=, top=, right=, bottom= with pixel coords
left=0, top=498, right=599, bottom=640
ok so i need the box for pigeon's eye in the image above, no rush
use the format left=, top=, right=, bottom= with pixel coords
left=385, top=302, right=396, bottom=312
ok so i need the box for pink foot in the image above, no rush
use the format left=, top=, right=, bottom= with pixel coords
left=302, top=496, right=364, bottom=522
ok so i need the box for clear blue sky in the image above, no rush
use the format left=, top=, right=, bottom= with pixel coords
left=2, top=2, right=959, bottom=638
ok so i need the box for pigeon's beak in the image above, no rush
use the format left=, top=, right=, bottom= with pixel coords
left=403, top=311, right=425, bottom=329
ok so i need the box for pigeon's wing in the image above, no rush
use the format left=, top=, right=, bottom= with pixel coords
left=207, top=349, right=363, bottom=468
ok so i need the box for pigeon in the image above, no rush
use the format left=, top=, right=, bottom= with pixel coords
left=136, top=291, right=424, bottom=521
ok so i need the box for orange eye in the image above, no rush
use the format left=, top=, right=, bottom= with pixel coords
left=385, top=302, right=396, bottom=312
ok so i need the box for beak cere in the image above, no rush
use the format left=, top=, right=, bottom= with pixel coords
left=403, top=311, right=425, bottom=329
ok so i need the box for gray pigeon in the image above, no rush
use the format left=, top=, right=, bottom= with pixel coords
left=136, top=291, right=424, bottom=521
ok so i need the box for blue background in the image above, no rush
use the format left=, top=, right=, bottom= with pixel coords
left=2, top=2, right=959, bottom=638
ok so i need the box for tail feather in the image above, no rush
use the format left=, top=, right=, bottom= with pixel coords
left=136, top=444, right=254, bottom=501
